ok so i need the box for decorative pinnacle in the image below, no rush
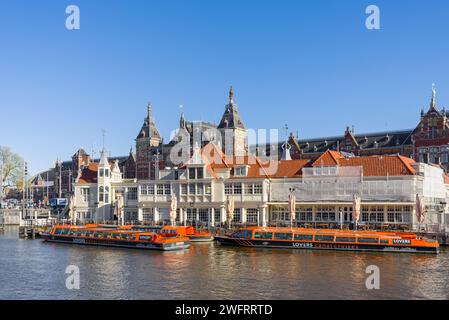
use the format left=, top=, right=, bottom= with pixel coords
left=147, top=102, right=152, bottom=120
left=430, top=83, right=437, bottom=110
left=229, top=86, right=234, bottom=104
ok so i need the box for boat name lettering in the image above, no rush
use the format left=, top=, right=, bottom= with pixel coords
left=393, top=239, right=411, bottom=245
left=292, top=242, right=313, bottom=248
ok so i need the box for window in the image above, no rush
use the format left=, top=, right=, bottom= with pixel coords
left=294, top=234, right=313, bottom=241
left=225, top=184, right=233, bottom=195
left=274, top=233, right=292, bottom=240
left=142, top=208, right=154, bottom=222
left=246, top=208, right=258, bottom=224
left=315, top=235, right=334, bottom=242
left=429, top=127, right=437, bottom=139
left=99, top=186, right=104, bottom=202
left=196, top=183, right=204, bottom=195
left=104, top=169, right=109, bottom=177
left=186, top=208, right=196, bottom=221
left=358, top=238, right=379, bottom=243
left=127, top=187, right=137, bottom=200
left=233, top=230, right=253, bottom=239
left=81, top=188, right=89, bottom=202
left=164, top=184, right=171, bottom=195
left=233, top=183, right=242, bottom=195
left=189, top=168, right=196, bottom=179
left=205, top=184, right=212, bottom=195
left=99, top=169, right=104, bottom=177
left=297, top=207, right=313, bottom=222
left=188, top=184, right=196, bottom=195
left=235, top=166, right=247, bottom=176
left=140, top=185, right=148, bottom=195
left=254, top=232, right=273, bottom=239
left=361, top=208, right=369, bottom=222
left=316, top=207, right=334, bottom=222
left=270, top=207, right=288, bottom=223
left=233, top=208, right=241, bottom=223
left=214, top=210, right=221, bottom=224
left=181, top=184, right=188, bottom=195
left=387, top=206, right=411, bottom=223
left=336, top=237, right=355, bottom=243
left=196, top=168, right=204, bottom=179
left=253, top=184, right=263, bottom=194
left=245, top=184, right=253, bottom=194
left=157, top=184, right=164, bottom=195
left=198, top=209, right=209, bottom=222
left=148, top=185, right=154, bottom=195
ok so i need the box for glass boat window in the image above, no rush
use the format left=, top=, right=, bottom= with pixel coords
left=274, top=233, right=292, bottom=240
left=294, top=234, right=313, bottom=241
left=162, top=229, right=177, bottom=235
left=69, top=229, right=75, bottom=235
left=61, top=228, right=69, bottom=235
left=335, top=237, right=356, bottom=243
left=315, top=235, right=334, bottom=242
left=380, top=239, right=389, bottom=244
left=54, top=228, right=62, bottom=235
left=254, top=232, right=273, bottom=240
left=139, top=235, right=153, bottom=241
left=358, top=238, right=379, bottom=243
left=233, top=230, right=253, bottom=239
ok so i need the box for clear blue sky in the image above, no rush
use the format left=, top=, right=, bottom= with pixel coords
left=0, top=0, right=448, bottom=174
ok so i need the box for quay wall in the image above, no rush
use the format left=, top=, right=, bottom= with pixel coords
left=0, top=210, right=21, bottom=225
left=0, top=209, right=52, bottom=225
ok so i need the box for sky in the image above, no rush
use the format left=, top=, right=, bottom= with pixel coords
left=0, top=0, right=448, bottom=175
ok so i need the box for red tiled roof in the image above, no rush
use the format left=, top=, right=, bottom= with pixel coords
left=202, top=145, right=416, bottom=178
left=78, top=163, right=99, bottom=184
left=337, top=155, right=416, bottom=176
left=312, top=150, right=344, bottom=167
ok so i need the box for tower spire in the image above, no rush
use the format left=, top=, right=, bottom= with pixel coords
left=430, top=83, right=437, bottom=111
left=229, top=86, right=234, bottom=104
left=147, top=102, right=152, bottom=121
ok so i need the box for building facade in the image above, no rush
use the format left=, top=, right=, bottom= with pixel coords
left=53, top=85, right=447, bottom=232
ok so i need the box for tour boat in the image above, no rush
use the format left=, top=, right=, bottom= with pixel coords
left=160, top=226, right=214, bottom=242
left=43, top=224, right=190, bottom=251
left=215, top=226, right=439, bottom=254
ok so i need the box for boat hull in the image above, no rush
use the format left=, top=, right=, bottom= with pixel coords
left=189, top=235, right=214, bottom=242
left=215, top=236, right=439, bottom=254
left=43, top=235, right=190, bottom=251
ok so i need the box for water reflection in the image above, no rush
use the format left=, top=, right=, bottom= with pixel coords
left=0, top=226, right=447, bottom=300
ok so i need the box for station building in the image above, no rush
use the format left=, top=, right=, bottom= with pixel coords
left=71, top=87, right=449, bottom=232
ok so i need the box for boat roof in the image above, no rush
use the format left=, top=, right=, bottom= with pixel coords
left=241, top=226, right=414, bottom=239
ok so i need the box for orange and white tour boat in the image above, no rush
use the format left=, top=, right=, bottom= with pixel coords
left=215, top=226, right=439, bottom=254
left=43, top=224, right=190, bottom=251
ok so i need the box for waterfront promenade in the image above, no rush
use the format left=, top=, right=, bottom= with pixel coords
left=0, top=226, right=448, bottom=300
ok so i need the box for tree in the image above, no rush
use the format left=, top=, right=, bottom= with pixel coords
left=0, top=146, right=25, bottom=190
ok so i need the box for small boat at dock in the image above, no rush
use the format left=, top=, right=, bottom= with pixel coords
left=160, top=226, right=214, bottom=242
left=43, top=224, right=190, bottom=251
left=215, top=226, right=439, bottom=254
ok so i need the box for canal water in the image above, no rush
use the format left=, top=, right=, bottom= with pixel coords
left=0, top=226, right=448, bottom=300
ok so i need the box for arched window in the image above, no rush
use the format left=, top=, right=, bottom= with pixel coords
left=104, top=186, right=110, bottom=203
left=99, top=186, right=104, bottom=202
